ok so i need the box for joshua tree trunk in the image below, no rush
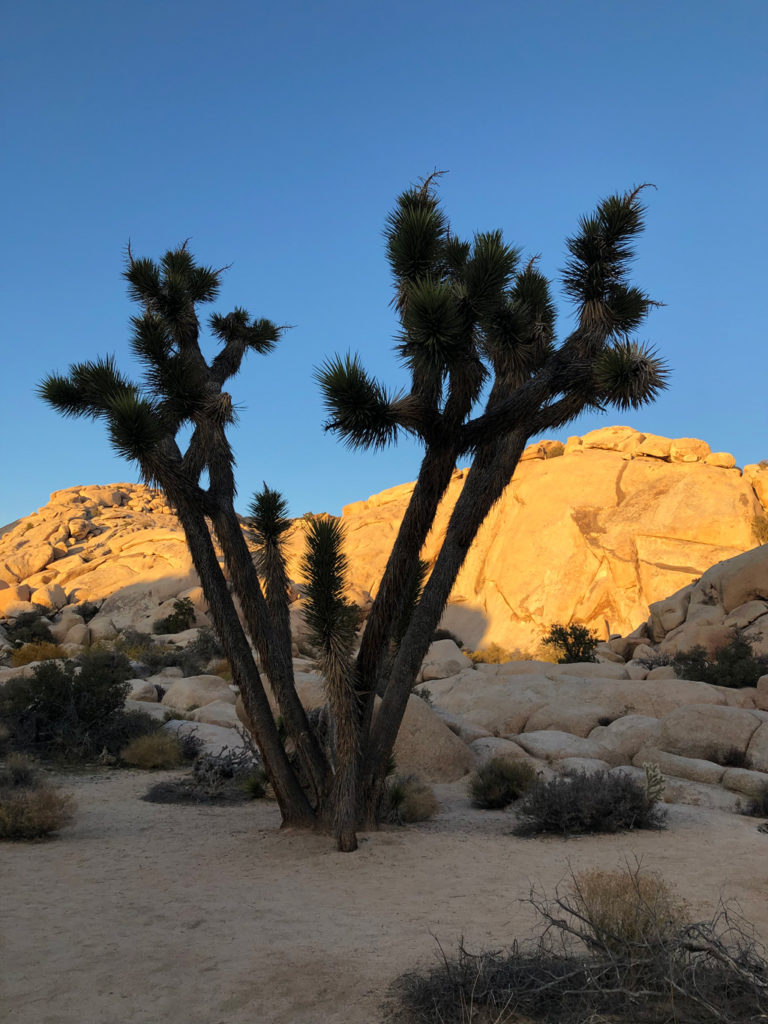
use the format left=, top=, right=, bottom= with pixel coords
left=170, top=495, right=316, bottom=825
left=354, top=444, right=458, bottom=722
left=211, top=501, right=331, bottom=803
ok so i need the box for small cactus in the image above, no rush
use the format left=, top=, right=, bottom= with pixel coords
left=643, top=762, right=665, bottom=805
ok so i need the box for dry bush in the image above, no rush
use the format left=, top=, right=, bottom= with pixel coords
left=142, top=728, right=264, bottom=804
left=568, top=866, right=689, bottom=954
left=0, top=753, right=39, bottom=789
left=388, top=862, right=768, bottom=1024
left=209, top=658, right=232, bottom=681
left=0, top=785, right=76, bottom=840
left=10, top=641, right=66, bottom=667
left=468, top=758, right=536, bottom=809
left=120, top=731, right=185, bottom=769
left=385, top=775, right=439, bottom=823
left=465, top=643, right=514, bottom=665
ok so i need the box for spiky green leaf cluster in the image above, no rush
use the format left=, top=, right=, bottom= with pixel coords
left=593, top=340, right=670, bottom=411
left=249, top=484, right=292, bottom=548
left=315, top=354, right=405, bottom=450
left=300, top=517, right=359, bottom=653
left=40, top=244, right=285, bottom=485
left=563, top=185, right=657, bottom=336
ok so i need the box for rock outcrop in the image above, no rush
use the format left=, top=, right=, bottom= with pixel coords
left=286, top=426, right=767, bottom=651
left=0, top=428, right=765, bottom=652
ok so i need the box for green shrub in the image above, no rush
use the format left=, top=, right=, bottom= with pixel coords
left=431, top=629, right=464, bottom=647
left=4, top=612, right=55, bottom=646
left=541, top=622, right=599, bottom=663
left=514, top=769, right=666, bottom=836
left=153, top=597, right=196, bottom=635
left=0, top=649, right=140, bottom=758
left=0, top=785, right=76, bottom=839
left=70, top=601, right=100, bottom=623
left=468, top=757, right=536, bottom=809
left=120, top=732, right=186, bottom=769
left=242, top=770, right=268, bottom=799
left=10, top=641, right=66, bottom=667
left=745, top=788, right=768, bottom=818
left=671, top=631, right=768, bottom=688
left=383, top=775, right=439, bottom=823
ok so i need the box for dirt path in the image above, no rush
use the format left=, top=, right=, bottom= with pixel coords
left=3, top=770, right=767, bottom=1024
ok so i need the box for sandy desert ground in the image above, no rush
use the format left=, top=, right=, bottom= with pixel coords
left=3, top=770, right=768, bottom=1024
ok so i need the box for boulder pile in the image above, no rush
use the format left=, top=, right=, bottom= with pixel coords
left=1, top=430, right=767, bottom=812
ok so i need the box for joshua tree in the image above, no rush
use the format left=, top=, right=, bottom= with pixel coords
left=40, top=177, right=667, bottom=849
left=317, top=175, right=667, bottom=821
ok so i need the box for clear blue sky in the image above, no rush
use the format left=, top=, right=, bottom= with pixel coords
left=2, top=0, right=766, bottom=527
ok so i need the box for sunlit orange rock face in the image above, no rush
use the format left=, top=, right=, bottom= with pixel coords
left=283, top=427, right=767, bottom=652
left=1, top=427, right=766, bottom=651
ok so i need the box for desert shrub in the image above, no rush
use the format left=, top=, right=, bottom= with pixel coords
left=142, top=729, right=263, bottom=804
left=711, top=745, right=752, bottom=769
left=388, top=863, right=766, bottom=1024
left=4, top=612, right=55, bottom=646
left=431, top=629, right=464, bottom=647
left=753, top=513, right=768, bottom=546
left=114, top=625, right=222, bottom=677
left=468, top=758, right=536, bottom=809
left=10, top=641, right=66, bottom=666
left=242, top=771, right=267, bottom=799
left=208, top=657, right=232, bottom=681
left=672, top=631, right=768, bottom=688
left=746, top=793, right=768, bottom=818
left=465, top=643, right=513, bottom=665
left=120, top=731, right=186, bottom=769
left=0, top=649, right=149, bottom=759
left=541, top=622, right=599, bottom=663
left=514, top=769, right=666, bottom=836
left=70, top=601, right=100, bottom=623
left=153, top=597, right=196, bottom=635
left=568, top=865, right=689, bottom=954
left=0, top=753, right=39, bottom=788
left=0, top=785, right=76, bottom=840
left=384, top=775, right=439, bottom=823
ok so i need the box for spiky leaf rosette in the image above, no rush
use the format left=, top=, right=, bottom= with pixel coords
left=315, top=354, right=409, bottom=450
left=562, top=185, right=658, bottom=337
left=594, top=340, right=670, bottom=411
left=385, top=175, right=450, bottom=306
left=249, top=484, right=292, bottom=547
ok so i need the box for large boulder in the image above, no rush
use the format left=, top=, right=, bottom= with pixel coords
left=659, top=705, right=761, bottom=761
left=190, top=700, right=240, bottom=729
left=275, top=430, right=762, bottom=653
left=420, top=639, right=472, bottom=681
left=392, top=695, right=475, bottom=782
left=161, top=675, right=236, bottom=711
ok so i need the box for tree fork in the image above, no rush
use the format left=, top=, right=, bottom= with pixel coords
left=364, top=430, right=530, bottom=791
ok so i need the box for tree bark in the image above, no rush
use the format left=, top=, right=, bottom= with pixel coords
left=211, top=502, right=331, bottom=804
left=354, top=445, right=458, bottom=727
left=170, top=495, right=317, bottom=826
left=361, top=429, right=530, bottom=811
